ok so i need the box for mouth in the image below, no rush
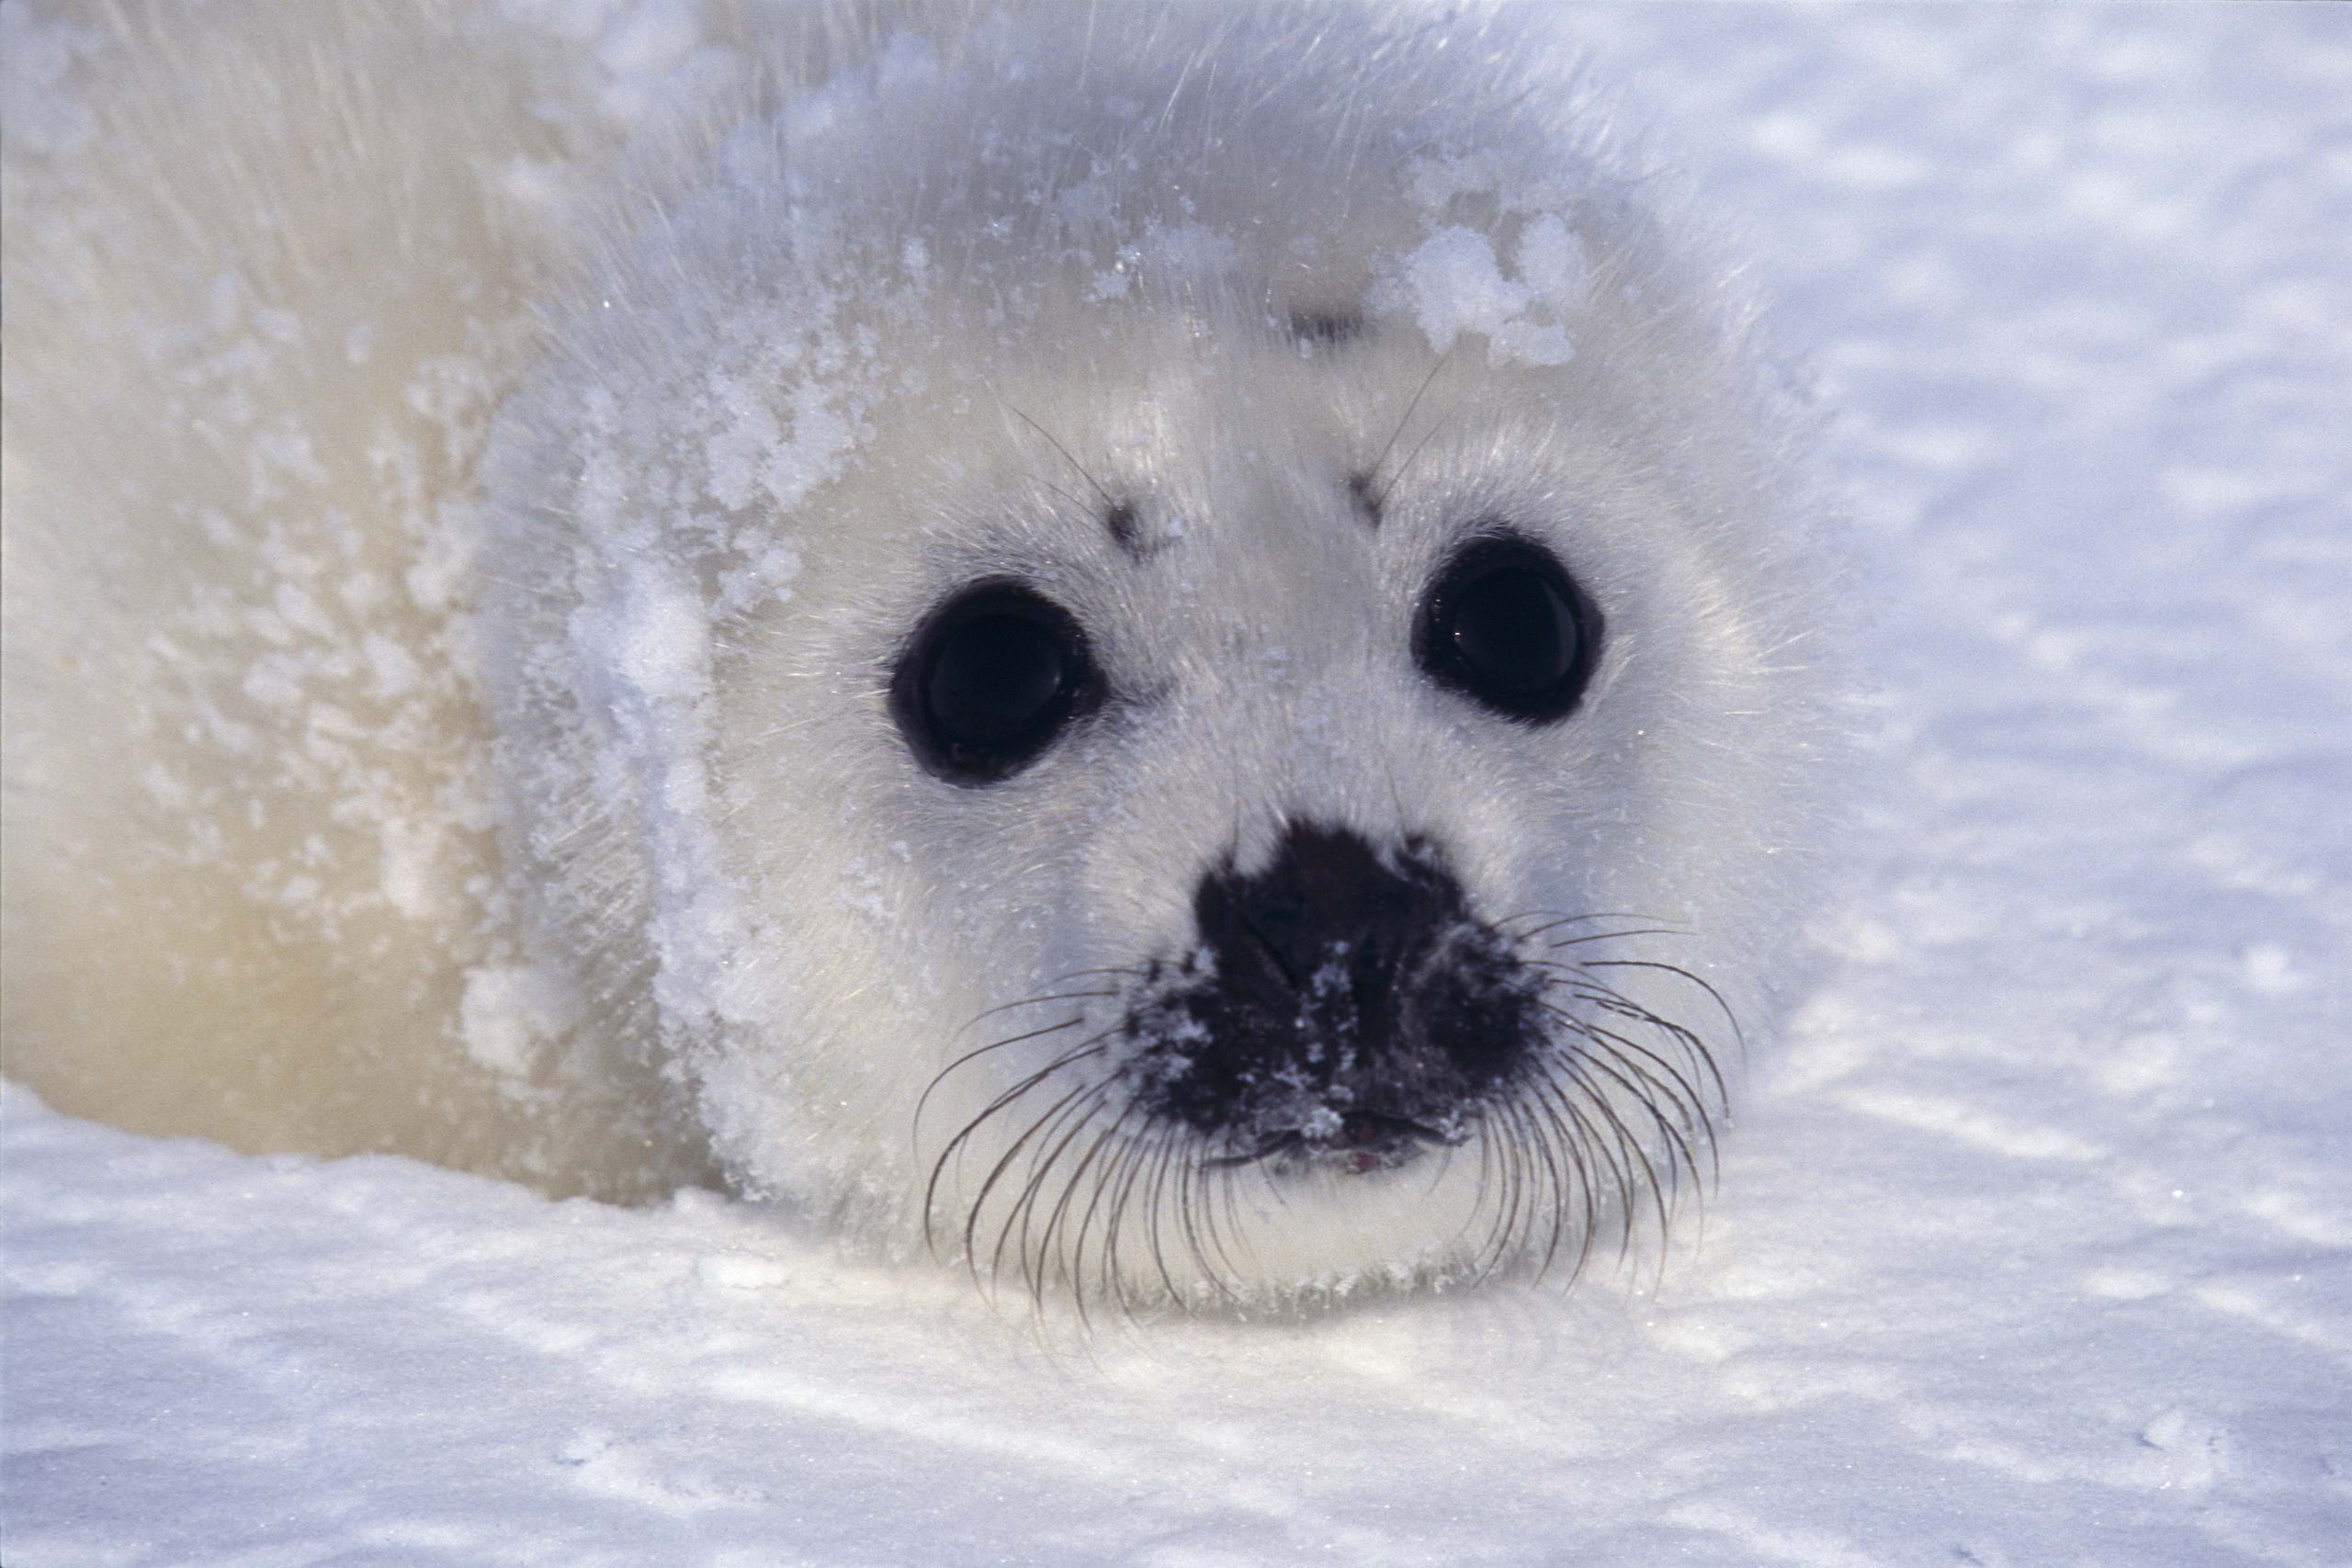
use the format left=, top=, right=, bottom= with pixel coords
left=1204, top=1108, right=1453, bottom=1175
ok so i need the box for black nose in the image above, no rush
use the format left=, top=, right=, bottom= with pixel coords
left=1129, top=821, right=1542, bottom=1167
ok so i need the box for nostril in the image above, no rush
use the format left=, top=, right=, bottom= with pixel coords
left=1235, top=909, right=1305, bottom=991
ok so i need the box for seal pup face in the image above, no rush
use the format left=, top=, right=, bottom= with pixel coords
left=831, top=300, right=1787, bottom=1303
left=485, top=8, right=1840, bottom=1306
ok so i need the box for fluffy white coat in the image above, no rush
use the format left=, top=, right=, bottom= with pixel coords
left=2, top=0, right=1843, bottom=1303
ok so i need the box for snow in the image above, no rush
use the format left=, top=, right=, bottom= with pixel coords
left=6, top=4, right=2350, bottom=1563
left=1376, top=220, right=1589, bottom=367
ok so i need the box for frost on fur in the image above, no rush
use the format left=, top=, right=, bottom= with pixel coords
left=4, top=2, right=1846, bottom=1308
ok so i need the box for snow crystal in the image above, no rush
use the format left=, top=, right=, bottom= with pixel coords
left=1375, top=221, right=1585, bottom=367
left=460, top=963, right=575, bottom=1079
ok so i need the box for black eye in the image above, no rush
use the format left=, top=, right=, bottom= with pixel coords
left=1414, top=534, right=1600, bottom=724
left=890, top=581, right=1102, bottom=784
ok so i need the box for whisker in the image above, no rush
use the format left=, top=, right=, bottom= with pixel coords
left=1366, top=347, right=1460, bottom=512
left=1580, top=958, right=1745, bottom=1048
left=924, top=1033, right=1110, bottom=1261
left=917, top=1014, right=1088, bottom=1144
left=975, top=1075, right=1106, bottom=1292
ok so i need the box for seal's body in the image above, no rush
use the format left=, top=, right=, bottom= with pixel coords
left=4, top=2, right=1842, bottom=1303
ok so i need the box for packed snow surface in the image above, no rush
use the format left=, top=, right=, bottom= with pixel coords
left=6, top=4, right=2349, bottom=1563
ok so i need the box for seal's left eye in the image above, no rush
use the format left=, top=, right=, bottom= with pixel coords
left=890, top=580, right=1102, bottom=785
left=1415, top=534, right=1600, bottom=724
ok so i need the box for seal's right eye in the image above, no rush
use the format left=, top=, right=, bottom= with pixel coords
left=1414, top=533, right=1601, bottom=725
left=890, top=581, right=1102, bottom=785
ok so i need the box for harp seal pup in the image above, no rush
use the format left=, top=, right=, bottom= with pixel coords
left=2, top=1, right=1845, bottom=1306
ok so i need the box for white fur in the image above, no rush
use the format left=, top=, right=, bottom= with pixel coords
left=3, top=1, right=1843, bottom=1303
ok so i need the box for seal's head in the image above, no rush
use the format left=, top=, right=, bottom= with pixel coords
left=486, top=6, right=1842, bottom=1304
